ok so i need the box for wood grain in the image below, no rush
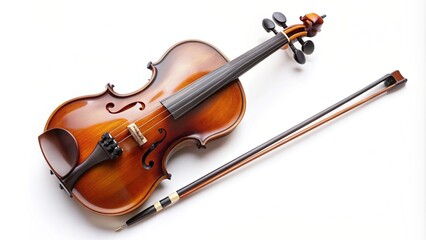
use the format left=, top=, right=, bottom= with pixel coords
left=43, top=40, right=246, bottom=215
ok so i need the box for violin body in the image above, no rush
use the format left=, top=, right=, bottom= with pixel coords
left=39, top=12, right=325, bottom=216
left=43, top=40, right=246, bottom=215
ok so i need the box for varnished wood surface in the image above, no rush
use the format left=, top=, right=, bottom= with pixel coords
left=44, top=40, right=246, bottom=215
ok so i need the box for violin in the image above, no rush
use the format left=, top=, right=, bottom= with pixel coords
left=38, top=12, right=325, bottom=215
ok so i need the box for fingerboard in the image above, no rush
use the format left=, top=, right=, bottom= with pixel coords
left=161, top=32, right=287, bottom=119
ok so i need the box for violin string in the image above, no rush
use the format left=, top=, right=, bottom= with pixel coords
left=109, top=31, right=290, bottom=138
left=115, top=34, right=288, bottom=144
left=110, top=64, right=227, bottom=138
left=109, top=62, right=230, bottom=138
left=109, top=62, right=232, bottom=138
left=117, top=34, right=287, bottom=144
left=108, top=64, right=230, bottom=137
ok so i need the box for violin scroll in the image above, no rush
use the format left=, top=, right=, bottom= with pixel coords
left=300, top=13, right=325, bottom=37
left=263, top=11, right=325, bottom=64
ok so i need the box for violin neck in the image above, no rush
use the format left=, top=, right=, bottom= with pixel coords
left=161, top=33, right=287, bottom=119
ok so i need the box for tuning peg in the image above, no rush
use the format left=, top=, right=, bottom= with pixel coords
left=272, top=12, right=288, bottom=28
left=297, top=38, right=315, bottom=55
left=262, top=18, right=278, bottom=34
left=273, top=12, right=315, bottom=55
left=272, top=11, right=306, bottom=64
left=289, top=44, right=306, bottom=64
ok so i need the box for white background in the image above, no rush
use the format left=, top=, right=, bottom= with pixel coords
left=0, top=0, right=425, bottom=239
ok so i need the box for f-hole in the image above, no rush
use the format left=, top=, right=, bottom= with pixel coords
left=106, top=101, right=145, bottom=114
left=142, top=128, right=167, bottom=170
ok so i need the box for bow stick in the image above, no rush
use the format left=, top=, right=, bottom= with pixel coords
left=116, top=70, right=407, bottom=231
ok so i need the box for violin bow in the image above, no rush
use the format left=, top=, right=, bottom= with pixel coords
left=116, top=70, right=407, bottom=231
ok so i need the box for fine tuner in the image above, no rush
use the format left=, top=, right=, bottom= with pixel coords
left=262, top=12, right=326, bottom=64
